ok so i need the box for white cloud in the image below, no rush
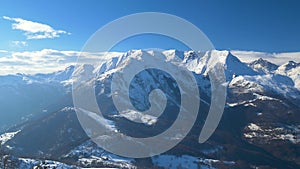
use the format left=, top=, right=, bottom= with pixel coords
left=11, top=40, right=28, bottom=47
left=0, top=50, right=8, bottom=53
left=3, top=16, right=70, bottom=39
left=231, top=50, right=300, bottom=65
left=0, top=49, right=122, bottom=75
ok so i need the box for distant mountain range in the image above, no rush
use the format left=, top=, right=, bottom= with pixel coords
left=0, top=50, right=299, bottom=169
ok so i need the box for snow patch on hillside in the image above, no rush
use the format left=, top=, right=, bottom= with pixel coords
left=244, top=123, right=300, bottom=144
left=152, top=154, right=235, bottom=169
left=19, top=158, right=76, bottom=169
left=0, top=130, right=20, bottom=145
left=65, top=140, right=135, bottom=169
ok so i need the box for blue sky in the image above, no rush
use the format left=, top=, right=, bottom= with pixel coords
left=1, top=0, right=300, bottom=52
left=0, top=0, right=300, bottom=75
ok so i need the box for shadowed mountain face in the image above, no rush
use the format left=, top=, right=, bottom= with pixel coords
left=0, top=50, right=299, bottom=169
left=0, top=66, right=74, bottom=132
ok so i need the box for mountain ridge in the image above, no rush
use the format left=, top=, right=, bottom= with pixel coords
left=0, top=49, right=299, bottom=169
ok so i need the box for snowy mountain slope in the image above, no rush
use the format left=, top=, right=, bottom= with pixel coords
left=1, top=49, right=300, bottom=168
left=70, top=49, right=300, bottom=168
left=0, top=130, right=20, bottom=145
left=248, top=58, right=279, bottom=74
left=183, top=50, right=257, bottom=80
left=1, top=49, right=296, bottom=132
left=276, top=61, right=300, bottom=74
left=73, top=49, right=300, bottom=102
left=229, top=74, right=300, bottom=101
left=275, top=61, right=300, bottom=90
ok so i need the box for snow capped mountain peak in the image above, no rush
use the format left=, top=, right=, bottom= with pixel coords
left=198, top=50, right=257, bottom=80
left=223, top=50, right=244, bottom=64
left=250, top=58, right=272, bottom=65
left=182, top=50, right=200, bottom=62
left=48, top=65, right=75, bottom=82
left=249, top=58, right=278, bottom=74
left=276, top=61, right=300, bottom=74
left=64, top=65, right=75, bottom=73
left=162, top=49, right=185, bottom=61
left=287, top=60, right=299, bottom=66
left=180, top=50, right=258, bottom=82
left=274, top=61, right=300, bottom=90
left=74, top=64, right=94, bottom=74
left=211, top=50, right=231, bottom=62
left=220, top=51, right=258, bottom=80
